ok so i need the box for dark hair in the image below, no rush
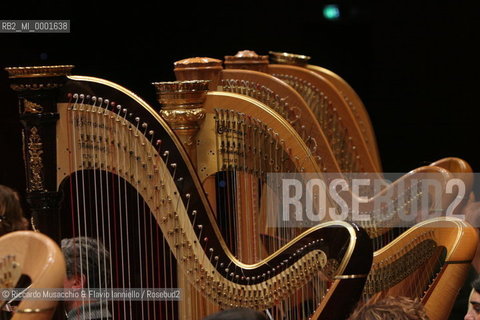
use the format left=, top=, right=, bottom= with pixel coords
left=0, top=185, right=29, bottom=236
left=61, top=237, right=111, bottom=289
left=202, top=308, right=267, bottom=320
left=472, top=276, right=480, bottom=294
left=349, top=296, right=429, bottom=320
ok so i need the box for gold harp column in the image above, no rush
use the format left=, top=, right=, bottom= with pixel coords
left=154, top=80, right=216, bottom=320
left=153, top=80, right=209, bottom=165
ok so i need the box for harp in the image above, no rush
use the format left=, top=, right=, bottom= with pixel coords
left=269, top=51, right=382, bottom=171
left=262, top=52, right=477, bottom=318
left=150, top=80, right=476, bottom=320
left=173, top=57, right=340, bottom=173
left=152, top=80, right=329, bottom=263
left=362, top=217, right=478, bottom=320
left=266, top=51, right=473, bottom=195
left=266, top=55, right=377, bottom=173
left=166, top=58, right=476, bottom=317
left=6, top=66, right=373, bottom=320
left=0, top=231, right=65, bottom=320
left=222, top=50, right=375, bottom=173
left=174, top=54, right=472, bottom=191
left=171, top=56, right=467, bottom=244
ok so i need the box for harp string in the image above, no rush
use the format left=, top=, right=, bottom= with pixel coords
left=114, top=105, right=127, bottom=318
left=133, top=117, right=145, bottom=319
left=76, top=95, right=87, bottom=317
left=143, top=134, right=153, bottom=320
left=161, top=149, right=171, bottom=320
left=102, top=99, right=116, bottom=320
left=89, top=97, right=103, bottom=317
left=66, top=94, right=82, bottom=315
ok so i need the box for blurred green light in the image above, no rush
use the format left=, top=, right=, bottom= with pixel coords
left=323, top=4, right=340, bottom=20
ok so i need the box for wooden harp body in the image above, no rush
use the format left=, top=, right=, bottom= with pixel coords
left=0, top=231, right=65, bottom=320
left=363, top=217, right=478, bottom=320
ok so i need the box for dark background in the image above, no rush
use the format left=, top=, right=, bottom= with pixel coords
left=1, top=0, right=480, bottom=196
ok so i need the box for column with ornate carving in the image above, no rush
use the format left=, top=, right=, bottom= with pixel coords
left=152, top=80, right=209, bottom=165
left=5, top=65, right=73, bottom=240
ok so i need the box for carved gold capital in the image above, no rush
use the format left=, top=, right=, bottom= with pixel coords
left=224, top=50, right=269, bottom=72
left=269, top=51, right=311, bottom=66
left=159, top=108, right=206, bottom=131
left=153, top=80, right=209, bottom=159
left=5, top=65, right=74, bottom=79
left=5, top=65, right=74, bottom=92
left=153, top=80, right=209, bottom=129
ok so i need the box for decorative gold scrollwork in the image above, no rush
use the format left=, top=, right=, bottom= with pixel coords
left=27, top=127, right=46, bottom=192
left=159, top=108, right=206, bottom=130
left=24, top=99, right=44, bottom=113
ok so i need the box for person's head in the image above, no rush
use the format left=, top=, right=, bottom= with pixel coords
left=0, top=185, right=29, bottom=236
left=349, top=296, right=429, bottom=320
left=465, top=276, right=480, bottom=320
left=202, top=308, right=267, bottom=320
left=61, top=237, right=111, bottom=290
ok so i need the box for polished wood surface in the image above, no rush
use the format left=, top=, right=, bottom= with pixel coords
left=0, top=231, right=65, bottom=320
left=366, top=217, right=478, bottom=320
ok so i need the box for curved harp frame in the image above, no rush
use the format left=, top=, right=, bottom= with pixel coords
left=166, top=77, right=462, bottom=243
left=203, top=91, right=321, bottom=174
left=306, top=64, right=382, bottom=171
left=175, top=57, right=473, bottom=200
left=201, top=92, right=460, bottom=232
left=61, top=75, right=331, bottom=268
left=267, top=62, right=473, bottom=204
left=175, top=59, right=342, bottom=172
left=269, top=60, right=472, bottom=175
left=219, top=69, right=341, bottom=172
left=306, top=63, right=476, bottom=195
left=186, top=90, right=331, bottom=263
left=0, top=231, right=66, bottom=320
left=267, top=63, right=381, bottom=173
left=365, top=217, right=478, bottom=320
left=52, top=74, right=373, bottom=319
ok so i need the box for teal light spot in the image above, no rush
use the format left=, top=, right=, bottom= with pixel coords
left=323, top=4, right=340, bottom=20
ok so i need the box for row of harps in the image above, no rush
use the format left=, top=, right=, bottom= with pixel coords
left=1, top=50, right=477, bottom=320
